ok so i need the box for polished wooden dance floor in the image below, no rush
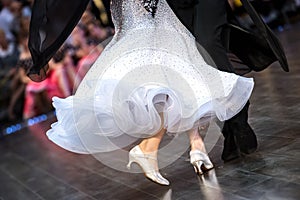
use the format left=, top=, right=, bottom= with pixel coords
left=1, top=23, right=300, bottom=200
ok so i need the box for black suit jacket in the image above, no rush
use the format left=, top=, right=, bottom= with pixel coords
left=228, top=0, right=289, bottom=72
left=167, top=0, right=289, bottom=73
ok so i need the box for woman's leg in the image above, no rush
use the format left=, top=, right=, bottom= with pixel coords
left=188, top=127, right=206, bottom=153
left=127, top=113, right=169, bottom=185
left=188, top=127, right=214, bottom=175
left=138, top=127, right=166, bottom=154
left=138, top=112, right=166, bottom=154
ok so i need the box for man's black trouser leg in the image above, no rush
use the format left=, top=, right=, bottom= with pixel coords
left=194, top=0, right=257, bottom=161
left=167, top=0, right=257, bottom=161
left=223, top=102, right=257, bottom=155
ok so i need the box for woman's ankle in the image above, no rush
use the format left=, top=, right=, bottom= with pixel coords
left=138, top=142, right=158, bottom=155
left=190, top=141, right=206, bottom=153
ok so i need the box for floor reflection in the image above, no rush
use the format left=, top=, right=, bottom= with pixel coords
left=161, top=189, right=172, bottom=200
left=198, top=169, right=224, bottom=200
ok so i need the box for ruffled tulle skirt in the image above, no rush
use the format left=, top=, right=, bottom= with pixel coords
left=46, top=45, right=254, bottom=154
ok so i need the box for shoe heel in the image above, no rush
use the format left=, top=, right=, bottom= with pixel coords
left=203, top=162, right=214, bottom=171
left=192, top=161, right=203, bottom=175
left=190, top=150, right=214, bottom=175
left=127, top=155, right=134, bottom=170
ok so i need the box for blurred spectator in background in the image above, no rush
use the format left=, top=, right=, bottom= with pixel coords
left=58, top=45, right=80, bottom=94
left=76, top=38, right=103, bottom=80
left=23, top=77, right=49, bottom=119
left=0, top=28, right=20, bottom=122
left=67, top=25, right=89, bottom=67
left=81, top=10, right=95, bottom=26
left=0, top=0, right=22, bottom=42
left=14, top=28, right=46, bottom=120
left=0, top=0, right=15, bottom=41
left=20, top=0, right=33, bottom=18
left=86, top=20, right=114, bottom=43
left=0, top=28, right=19, bottom=69
left=4, top=10, right=33, bottom=121
left=23, top=47, right=78, bottom=119
left=231, top=0, right=300, bottom=31
left=90, top=0, right=113, bottom=28
left=7, top=29, right=30, bottom=121
left=46, top=50, right=74, bottom=99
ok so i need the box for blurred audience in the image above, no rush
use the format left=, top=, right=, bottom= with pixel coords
left=76, top=38, right=103, bottom=81
left=0, top=0, right=23, bottom=42
left=231, top=0, right=300, bottom=30
left=7, top=29, right=30, bottom=120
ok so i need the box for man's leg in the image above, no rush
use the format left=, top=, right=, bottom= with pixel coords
left=194, top=0, right=232, bottom=72
left=194, top=0, right=257, bottom=161
left=224, top=102, right=257, bottom=155
left=166, top=0, right=198, bottom=32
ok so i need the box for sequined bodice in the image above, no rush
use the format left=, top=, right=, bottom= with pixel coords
left=110, top=0, right=192, bottom=38
left=76, top=0, right=200, bottom=96
left=111, top=0, right=154, bottom=31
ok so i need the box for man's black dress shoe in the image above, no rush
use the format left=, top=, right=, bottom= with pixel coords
left=221, top=101, right=257, bottom=161
left=232, top=122, right=257, bottom=154
left=221, top=122, right=239, bottom=161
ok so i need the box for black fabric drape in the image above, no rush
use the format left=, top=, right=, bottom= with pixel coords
left=28, top=0, right=90, bottom=81
left=227, top=0, right=289, bottom=72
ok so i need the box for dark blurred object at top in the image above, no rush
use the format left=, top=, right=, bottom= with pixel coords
left=223, top=0, right=291, bottom=73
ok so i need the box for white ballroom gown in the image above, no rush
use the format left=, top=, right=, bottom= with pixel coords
left=46, top=0, right=254, bottom=154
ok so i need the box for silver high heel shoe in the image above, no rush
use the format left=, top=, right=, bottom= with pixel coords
left=190, top=150, right=214, bottom=175
left=127, top=145, right=170, bottom=186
